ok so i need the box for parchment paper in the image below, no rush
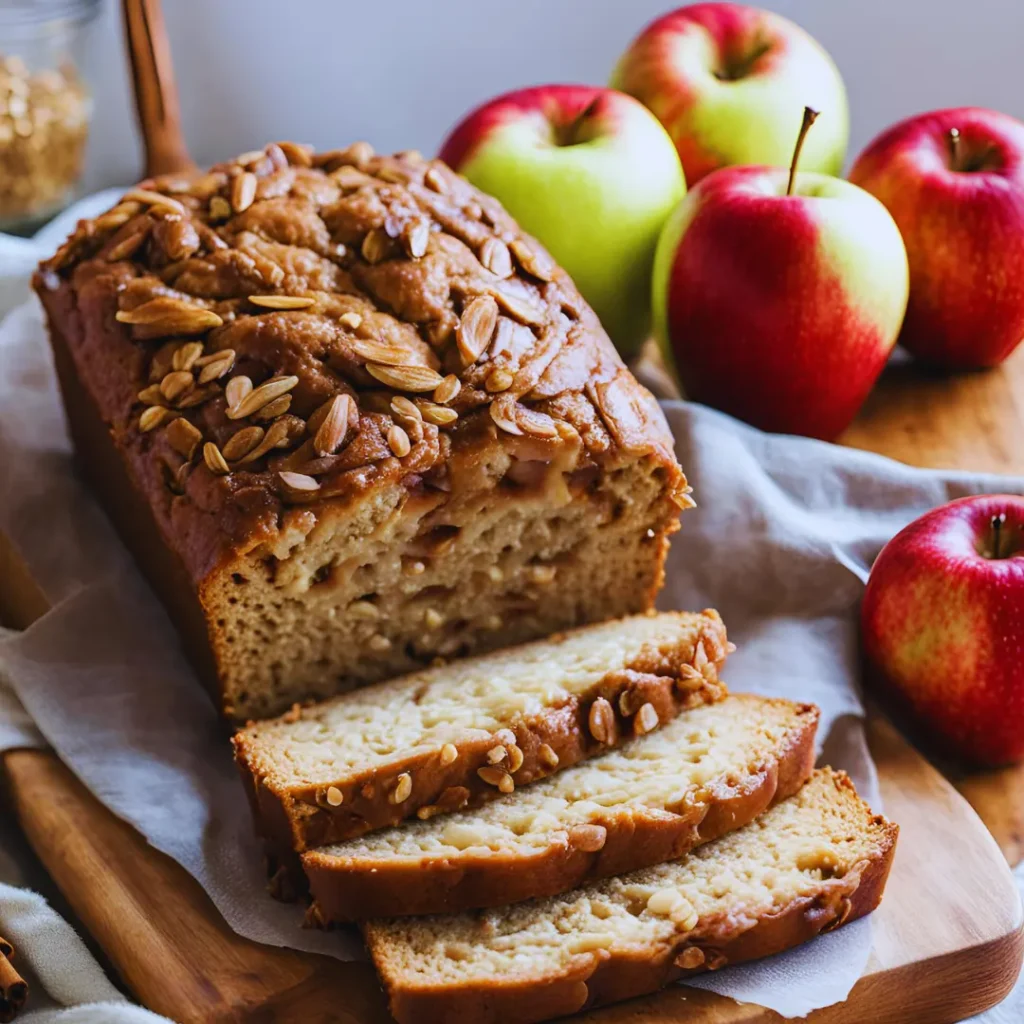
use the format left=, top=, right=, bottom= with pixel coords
left=1, top=247, right=1021, bottom=1014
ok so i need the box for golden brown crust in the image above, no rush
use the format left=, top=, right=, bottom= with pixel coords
left=368, top=779, right=899, bottom=1024
left=234, top=612, right=730, bottom=854
left=303, top=702, right=818, bottom=922
left=33, top=141, right=689, bottom=719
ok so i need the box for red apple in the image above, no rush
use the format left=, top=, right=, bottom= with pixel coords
left=850, top=107, right=1024, bottom=369
left=862, top=495, right=1024, bottom=765
left=653, top=109, right=909, bottom=440
left=611, top=3, right=849, bottom=186
left=437, top=85, right=685, bottom=358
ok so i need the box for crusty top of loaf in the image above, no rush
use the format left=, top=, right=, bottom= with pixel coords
left=34, top=142, right=687, bottom=582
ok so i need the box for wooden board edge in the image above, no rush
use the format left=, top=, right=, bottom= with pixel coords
left=811, top=923, right=1024, bottom=1024
left=1, top=747, right=350, bottom=1023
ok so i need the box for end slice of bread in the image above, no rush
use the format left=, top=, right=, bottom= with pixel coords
left=234, top=610, right=729, bottom=852
left=365, top=769, right=898, bottom=1024
left=304, top=695, right=819, bottom=921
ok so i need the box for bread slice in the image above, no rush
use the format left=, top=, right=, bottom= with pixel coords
left=365, top=769, right=897, bottom=1024
left=304, top=695, right=818, bottom=921
left=234, top=610, right=729, bottom=853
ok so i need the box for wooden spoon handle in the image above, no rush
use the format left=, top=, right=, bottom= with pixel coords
left=121, top=0, right=195, bottom=179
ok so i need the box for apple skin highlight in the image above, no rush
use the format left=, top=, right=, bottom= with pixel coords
left=612, top=2, right=848, bottom=185
left=653, top=165, right=908, bottom=440
left=438, top=84, right=685, bottom=357
left=861, top=495, right=1024, bottom=766
left=851, top=107, right=1024, bottom=369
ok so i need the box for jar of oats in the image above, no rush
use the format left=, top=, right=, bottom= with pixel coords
left=0, top=0, right=99, bottom=233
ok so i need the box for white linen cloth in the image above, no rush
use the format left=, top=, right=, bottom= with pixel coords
left=0, top=196, right=1021, bottom=1022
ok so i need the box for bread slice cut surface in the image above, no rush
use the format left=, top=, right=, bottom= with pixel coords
left=234, top=610, right=729, bottom=851
left=304, top=695, right=818, bottom=920
left=364, top=768, right=898, bottom=1024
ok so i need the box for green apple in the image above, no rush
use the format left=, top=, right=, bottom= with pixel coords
left=438, top=85, right=686, bottom=357
left=612, top=3, right=848, bottom=186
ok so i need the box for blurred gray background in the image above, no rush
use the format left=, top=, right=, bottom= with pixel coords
left=81, top=0, right=1024, bottom=190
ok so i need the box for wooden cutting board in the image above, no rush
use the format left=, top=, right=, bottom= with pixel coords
left=3, top=346, right=1024, bottom=1024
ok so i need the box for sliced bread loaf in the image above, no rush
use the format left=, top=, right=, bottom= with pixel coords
left=364, top=769, right=897, bottom=1024
left=303, top=695, right=818, bottom=921
left=234, top=610, right=729, bottom=852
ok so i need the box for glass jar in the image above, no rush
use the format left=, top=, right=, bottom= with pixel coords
left=0, top=0, right=99, bottom=233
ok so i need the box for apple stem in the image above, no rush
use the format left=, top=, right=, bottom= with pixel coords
left=992, top=512, right=1007, bottom=559
left=559, top=98, right=601, bottom=148
left=787, top=107, right=820, bottom=196
left=949, top=127, right=962, bottom=171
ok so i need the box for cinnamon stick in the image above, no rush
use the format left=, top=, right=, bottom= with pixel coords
left=0, top=936, right=27, bottom=1023
left=121, top=0, right=195, bottom=177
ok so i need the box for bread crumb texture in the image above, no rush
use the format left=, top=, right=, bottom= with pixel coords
left=238, top=610, right=726, bottom=788
left=315, top=696, right=811, bottom=862
left=366, top=770, right=894, bottom=987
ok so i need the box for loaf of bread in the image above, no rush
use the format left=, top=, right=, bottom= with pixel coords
left=234, top=611, right=729, bottom=853
left=33, top=142, right=691, bottom=722
left=303, top=695, right=818, bottom=921
left=365, top=769, right=897, bottom=1024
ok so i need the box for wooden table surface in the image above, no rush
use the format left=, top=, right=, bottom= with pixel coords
left=843, top=345, right=1024, bottom=476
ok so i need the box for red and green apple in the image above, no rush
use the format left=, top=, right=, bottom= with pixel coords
left=438, top=85, right=686, bottom=358
left=653, top=108, right=909, bottom=440
left=612, top=2, right=848, bottom=185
